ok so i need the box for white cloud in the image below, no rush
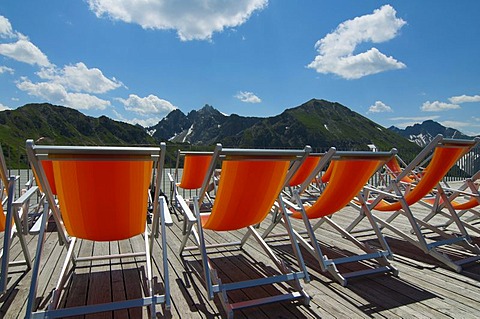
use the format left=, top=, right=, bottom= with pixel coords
left=0, top=37, right=51, bottom=67
left=440, top=120, right=470, bottom=128
left=0, top=103, right=11, bottom=111
left=118, top=94, right=177, bottom=116
left=390, top=115, right=440, bottom=121
left=1, top=15, right=121, bottom=112
left=87, top=0, right=268, bottom=41
left=368, top=100, right=392, bottom=113
left=449, top=94, right=480, bottom=104
left=37, top=63, right=123, bottom=94
left=0, top=65, right=14, bottom=75
left=235, top=91, right=261, bottom=103
left=421, top=100, right=460, bottom=112
left=307, top=5, right=406, bottom=79
left=17, top=78, right=110, bottom=110
left=0, top=15, right=15, bottom=38
left=112, top=109, right=162, bottom=127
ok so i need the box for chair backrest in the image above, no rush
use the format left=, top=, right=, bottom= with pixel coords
left=451, top=197, right=480, bottom=210
left=374, top=137, right=479, bottom=211
left=201, top=146, right=310, bottom=231
left=0, top=145, right=8, bottom=205
left=288, top=154, right=321, bottom=187
left=26, top=141, right=166, bottom=241
left=293, top=151, right=395, bottom=219
left=32, top=160, right=58, bottom=195
left=423, top=196, right=479, bottom=211
left=0, top=145, right=10, bottom=231
left=321, top=161, right=334, bottom=183
left=178, top=153, right=212, bottom=189
left=385, top=156, right=416, bottom=183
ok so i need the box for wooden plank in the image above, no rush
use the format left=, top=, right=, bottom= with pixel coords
left=2, top=201, right=480, bottom=318
left=110, top=240, right=129, bottom=319
left=118, top=236, right=148, bottom=318
left=62, top=238, right=93, bottom=319
left=85, top=240, right=113, bottom=319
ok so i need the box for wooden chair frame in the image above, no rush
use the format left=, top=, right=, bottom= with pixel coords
left=25, top=140, right=171, bottom=318
left=263, top=148, right=398, bottom=286
left=348, top=135, right=480, bottom=272
left=0, top=145, right=38, bottom=294
left=179, top=144, right=311, bottom=318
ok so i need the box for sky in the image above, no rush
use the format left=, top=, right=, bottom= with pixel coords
left=0, top=1, right=479, bottom=135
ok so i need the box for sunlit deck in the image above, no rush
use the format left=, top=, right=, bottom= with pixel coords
left=1, top=201, right=480, bottom=318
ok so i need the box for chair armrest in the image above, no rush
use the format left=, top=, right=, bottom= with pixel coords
left=160, top=196, right=173, bottom=226
left=363, top=185, right=402, bottom=199
left=282, top=197, right=301, bottom=211
left=13, top=186, right=39, bottom=207
left=177, top=194, right=196, bottom=223
left=441, top=187, right=479, bottom=197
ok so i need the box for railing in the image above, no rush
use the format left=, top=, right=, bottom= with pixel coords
left=4, top=143, right=479, bottom=198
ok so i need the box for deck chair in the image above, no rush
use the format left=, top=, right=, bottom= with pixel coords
left=381, top=155, right=418, bottom=186
left=179, top=144, right=311, bottom=318
left=347, top=135, right=480, bottom=272
left=284, top=153, right=322, bottom=198
left=263, top=148, right=398, bottom=286
left=168, top=150, right=215, bottom=214
left=25, top=140, right=171, bottom=318
left=0, top=145, right=38, bottom=294
left=421, top=170, right=480, bottom=234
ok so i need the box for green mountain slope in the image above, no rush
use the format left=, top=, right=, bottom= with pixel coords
left=238, top=99, right=418, bottom=152
left=0, top=103, right=155, bottom=167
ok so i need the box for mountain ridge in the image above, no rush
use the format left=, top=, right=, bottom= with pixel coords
left=388, top=120, right=473, bottom=147
left=3, top=99, right=476, bottom=168
left=149, top=99, right=418, bottom=152
left=0, top=103, right=156, bottom=167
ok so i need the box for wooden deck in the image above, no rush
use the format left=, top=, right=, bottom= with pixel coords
left=2, top=201, right=480, bottom=318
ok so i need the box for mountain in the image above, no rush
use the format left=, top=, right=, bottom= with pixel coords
left=0, top=99, right=424, bottom=168
left=388, top=120, right=473, bottom=147
left=148, top=104, right=263, bottom=145
left=0, top=103, right=156, bottom=167
left=151, top=99, right=418, bottom=152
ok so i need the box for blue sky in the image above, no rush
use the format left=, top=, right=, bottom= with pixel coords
left=1, top=1, right=479, bottom=135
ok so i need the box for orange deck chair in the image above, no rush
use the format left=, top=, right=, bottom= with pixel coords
left=168, top=150, right=214, bottom=215
left=25, top=140, right=171, bottom=318
left=383, top=155, right=419, bottom=185
left=179, top=144, right=311, bottom=318
left=264, top=148, right=398, bottom=286
left=0, top=144, right=38, bottom=294
left=347, top=135, right=480, bottom=272
left=284, top=152, right=324, bottom=198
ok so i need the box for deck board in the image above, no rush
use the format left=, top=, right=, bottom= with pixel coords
left=1, top=202, right=480, bottom=318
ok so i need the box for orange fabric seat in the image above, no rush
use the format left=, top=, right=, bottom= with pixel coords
left=374, top=147, right=465, bottom=212
left=385, top=157, right=416, bottom=183
left=178, top=154, right=212, bottom=189
left=203, top=160, right=289, bottom=231
left=292, top=159, right=384, bottom=219
left=288, top=155, right=321, bottom=187
left=53, top=159, right=152, bottom=241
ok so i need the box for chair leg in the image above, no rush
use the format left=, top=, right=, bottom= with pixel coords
left=0, top=178, right=16, bottom=294
left=26, top=201, right=50, bottom=316
left=50, top=237, right=77, bottom=310
left=192, top=199, right=214, bottom=301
